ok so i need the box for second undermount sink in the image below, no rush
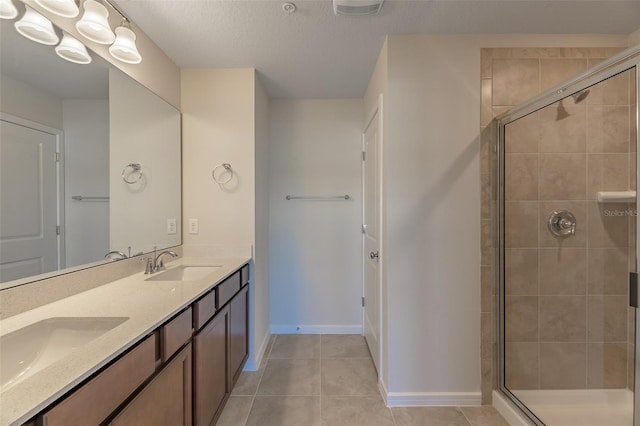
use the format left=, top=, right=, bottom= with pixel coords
left=0, top=316, right=129, bottom=390
left=145, top=265, right=222, bottom=282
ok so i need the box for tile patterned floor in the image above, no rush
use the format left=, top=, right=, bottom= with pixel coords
left=216, top=334, right=509, bottom=426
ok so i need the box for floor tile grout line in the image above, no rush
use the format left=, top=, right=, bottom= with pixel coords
left=240, top=334, right=276, bottom=425
left=458, top=406, right=475, bottom=426
left=240, top=395, right=255, bottom=426
left=247, top=334, right=382, bottom=424
left=389, top=405, right=398, bottom=426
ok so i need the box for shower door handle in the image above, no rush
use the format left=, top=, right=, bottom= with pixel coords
left=631, top=272, right=638, bottom=308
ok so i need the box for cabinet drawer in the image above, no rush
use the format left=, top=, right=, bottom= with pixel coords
left=161, top=307, right=192, bottom=361
left=240, top=264, right=249, bottom=287
left=42, top=334, right=156, bottom=426
left=194, top=290, right=216, bottom=331
left=216, top=271, right=240, bottom=309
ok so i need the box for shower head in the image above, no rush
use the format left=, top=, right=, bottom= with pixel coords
left=571, top=89, right=590, bottom=104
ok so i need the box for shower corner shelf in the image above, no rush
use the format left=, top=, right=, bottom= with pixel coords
left=596, top=190, right=637, bottom=203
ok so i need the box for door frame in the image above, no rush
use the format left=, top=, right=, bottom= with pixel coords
left=0, top=112, right=65, bottom=271
left=361, top=94, right=384, bottom=380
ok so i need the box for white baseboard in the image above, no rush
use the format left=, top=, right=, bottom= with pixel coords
left=270, top=324, right=363, bottom=334
left=378, top=379, right=480, bottom=407
left=492, top=390, right=533, bottom=426
left=380, top=386, right=481, bottom=407
left=244, top=330, right=271, bottom=371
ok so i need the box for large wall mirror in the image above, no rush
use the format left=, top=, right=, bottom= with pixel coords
left=0, top=10, right=181, bottom=290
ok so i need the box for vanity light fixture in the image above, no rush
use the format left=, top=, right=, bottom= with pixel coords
left=109, top=20, right=141, bottom=64
left=14, top=5, right=59, bottom=45
left=0, top=0, right=18, bottom=20
left=75, top=0, right=114, bottom=44
left=56, top=31, right=92, bottom=64
left=34, top=0, right=79, bottom=18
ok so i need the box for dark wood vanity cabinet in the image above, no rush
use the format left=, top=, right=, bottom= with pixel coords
left=194, top=305, right=229, bottom=426
left=229, top=285, right=249, bottom=384
left=42, top=335, right=157, bottom=426
left=110, top=344, right=192, bottom=426
left=193, top=265, right=249, bottom=426
left=34, top=263, right=249, bottom=426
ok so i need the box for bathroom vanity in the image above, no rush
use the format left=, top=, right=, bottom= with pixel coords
left=0, top=258, right=250, bottom=426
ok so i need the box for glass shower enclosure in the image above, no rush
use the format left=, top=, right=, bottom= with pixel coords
left=497, top=46, right=640, bottom=425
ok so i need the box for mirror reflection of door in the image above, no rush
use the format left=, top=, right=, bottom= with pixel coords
left=0, top=117, right=59, bottom=282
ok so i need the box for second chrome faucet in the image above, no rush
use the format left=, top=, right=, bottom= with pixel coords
left=144, top=249, right=179, bottom=274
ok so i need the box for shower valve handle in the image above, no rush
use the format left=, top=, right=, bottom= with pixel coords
left=548, top=210, right=577, bottom=238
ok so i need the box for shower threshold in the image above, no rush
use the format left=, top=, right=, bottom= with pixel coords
left=511, top=389, right=633, bottom=426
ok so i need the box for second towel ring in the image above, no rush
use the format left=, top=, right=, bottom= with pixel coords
left=122, top=163, right=143, bottom=184
left=212, top=163, right=234, bottom=184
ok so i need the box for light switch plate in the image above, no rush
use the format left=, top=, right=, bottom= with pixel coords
left=188, top=218, right=199, bottom=234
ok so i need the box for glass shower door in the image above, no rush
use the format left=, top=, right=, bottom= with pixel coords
left=500, top=64, right=638, bottom=426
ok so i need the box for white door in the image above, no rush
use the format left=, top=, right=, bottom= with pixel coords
left=363, top=105, right=381, bottom=374
left=0, top=118, right=59, bottom=282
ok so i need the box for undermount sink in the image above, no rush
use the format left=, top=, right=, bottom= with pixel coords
left=0, top=317, right=128, bottom=390
left=145, top=265, right=222, bottom=282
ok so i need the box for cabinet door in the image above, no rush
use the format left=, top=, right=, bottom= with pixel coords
left=194, top=306, right=229, bottom=426
left=229, top=286, right=248, bottom=385
left=110, top=344, right=192, bottom=426
left=42, top=335, right=157, bottom=426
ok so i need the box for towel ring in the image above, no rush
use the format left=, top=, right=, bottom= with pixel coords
left=122, top=163, right=143, bottom=184
left=212, top=163, right=233, bottom=184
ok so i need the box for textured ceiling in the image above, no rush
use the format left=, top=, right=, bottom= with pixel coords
left=115, top=0, right=640, bottom=98
left=7, top=1, right=638, bottom=100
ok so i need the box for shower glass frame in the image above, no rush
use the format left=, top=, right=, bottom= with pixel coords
left=496, top=44, right=640, bottom=426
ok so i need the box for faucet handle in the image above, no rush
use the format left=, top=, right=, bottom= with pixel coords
left=154, top=250, right=178, bottom=272
left=142, top=257, right=154, bottom=274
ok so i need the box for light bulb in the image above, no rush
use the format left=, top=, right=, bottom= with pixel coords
left=14, top=5, right=59, bottom=45
left=0, top=0, right=18, bottom=20
left=34, top=0, right=79, bottom=18
left=76, top=0, right=114, bottom=44
left=109, top=25, right=141, bottom=64
left=56, top=32, right=92, bottom=64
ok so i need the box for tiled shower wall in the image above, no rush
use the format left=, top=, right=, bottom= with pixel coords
left=480, top=47, right=636, bottom=403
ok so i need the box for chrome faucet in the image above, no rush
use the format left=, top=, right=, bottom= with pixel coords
left=105, top=250, right=128, bottom=260
left=153, top=250, right=178, bottom=272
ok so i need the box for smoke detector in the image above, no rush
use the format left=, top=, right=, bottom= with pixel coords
left=333, top=0, right=384, bottom=16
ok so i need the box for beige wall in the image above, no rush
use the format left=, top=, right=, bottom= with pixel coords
left=268, top=98, right=363, bottom=333
left=181, top=68, right=270, bottom=368
left=364, top=34, right=629, bottom=406
left=109, top=69, right=181, bottom=255
left=0, top=74, right=62, bottom=129
left=630, top=29, right=640, bottom=46
left=63, top=99, right=109, bottom=267
left=23, top=0, right=180, bottom=109
left=253, top=74, right=271, bottom=368
left=181, top=69, right=256, bottom=248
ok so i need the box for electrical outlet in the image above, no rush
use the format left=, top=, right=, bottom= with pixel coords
left=167, top=218, right=177, bottom=234
left=188, top=218, right=199, bottom=234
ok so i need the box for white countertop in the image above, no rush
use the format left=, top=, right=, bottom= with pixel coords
left=0, top=256, right=250, bottom=426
